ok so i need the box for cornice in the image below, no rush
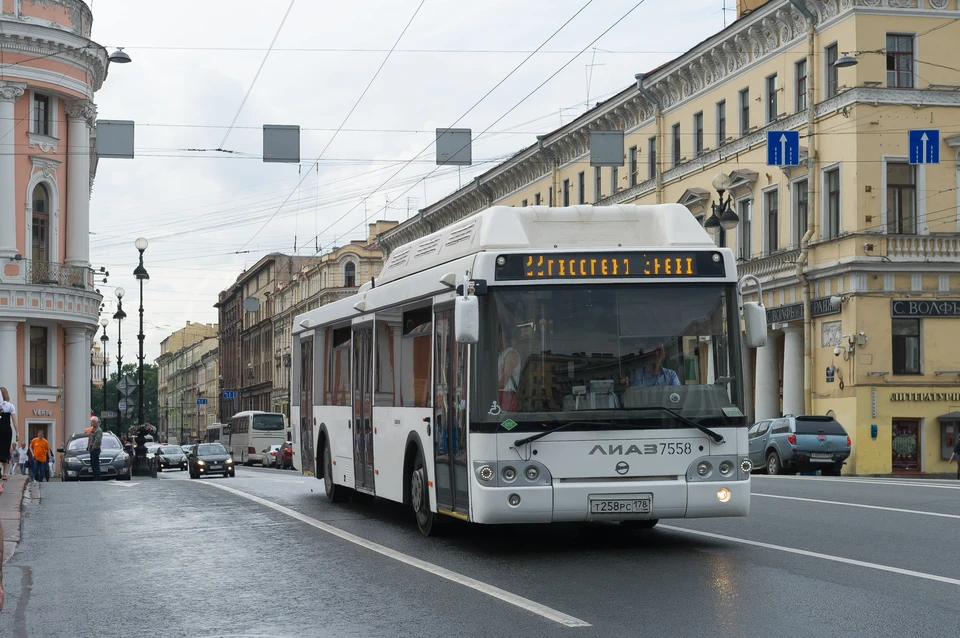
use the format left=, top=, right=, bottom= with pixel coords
left=0, top=21, right=108, bottom=93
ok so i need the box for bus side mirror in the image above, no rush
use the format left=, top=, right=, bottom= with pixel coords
left=742, top=301, right=767, bottom=348
left=455, top=295, right=480, bottom=344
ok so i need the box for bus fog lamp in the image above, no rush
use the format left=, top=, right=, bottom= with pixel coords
left=477, top=465, right=494, bottom=481
left=696, top=461, right=711, bottom=476
left=502, top=466, right=517, bottom=482
left=508, top=493, right=521, bottom=507
left=740, top=459, right=753, bottom=473
left=718, top=460, right=734, bottom=477
left=524, top=466, right=539, bottom=481
left=717, top=487, right=731, bottom=503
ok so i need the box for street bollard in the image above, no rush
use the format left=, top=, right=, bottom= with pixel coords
left=150, top=456, right=158, bottom=478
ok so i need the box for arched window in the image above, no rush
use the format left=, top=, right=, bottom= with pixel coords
left=344, top=262, right=356, bottom=287
left=32, top=184, right=50, bottom=263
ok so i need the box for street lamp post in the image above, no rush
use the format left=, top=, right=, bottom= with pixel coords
left=133, top=237, right=150, bottom=475
left=704, top=173, right=740, bottom=247
left=113, top=288, right=126, bottom=437
left=99, top=318, right=109, bottom=422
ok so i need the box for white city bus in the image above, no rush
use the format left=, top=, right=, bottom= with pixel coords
left=291, top=205, right=767, bottom=535
left=226, top=411, right=288, bottom=465
left=205, top=423, right=225, bottom=443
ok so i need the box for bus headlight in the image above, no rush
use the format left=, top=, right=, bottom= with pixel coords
left=697, top=461, right=711, bottom=476
left=717, top=487, right=732, bottom=503
left=718, top=460, right=734, bottom=477
left=476, top=465, right=494, bottom=482
left=524, top=466, right=539, bottom=481
left=502, top=466, right=517, bottom=482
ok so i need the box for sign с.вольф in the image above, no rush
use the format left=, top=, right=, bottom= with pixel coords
left=891, top=299, right=960, bottom=318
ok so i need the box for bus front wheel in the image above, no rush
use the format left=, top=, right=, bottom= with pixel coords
left=323, top=440, right=348, bottom=503
left=411, top=453, right=437, bottom=536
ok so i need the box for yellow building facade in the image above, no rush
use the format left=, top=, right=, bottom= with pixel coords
left=378, top=0, right=960, bottom=476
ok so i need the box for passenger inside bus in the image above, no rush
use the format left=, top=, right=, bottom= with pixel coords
left=619, top=341, right=681, bottom=387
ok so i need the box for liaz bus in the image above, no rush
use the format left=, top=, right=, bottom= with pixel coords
left=290, top=204, right=767, bottom=535
left=225, top=410, right=288, bottom=466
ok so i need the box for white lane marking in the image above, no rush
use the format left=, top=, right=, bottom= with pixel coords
left=202, top=481, right=590, bottom=628
left=104, top=481, right=141, bottom=487
left=755, top=475, right=960, bottom=491
left=660, top=525, right=960, bottom=588
left=753, top=493, right=960, bottom=520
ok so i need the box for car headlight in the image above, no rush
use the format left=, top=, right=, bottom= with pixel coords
left=66, top=456, right=82, bottom=465
left=197, top=460, right=205, bottom=466
left=225, top=458, right=233, bottom=465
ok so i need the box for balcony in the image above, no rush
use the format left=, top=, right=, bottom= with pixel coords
left=23, top=260, right=93, bottom=289
left=885, top=235, right=960, bottom=261
left=736, top=249, right=800, bottom=280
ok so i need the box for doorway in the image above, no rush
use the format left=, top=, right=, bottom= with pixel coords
left=892, top=419, right=920, bottom=471
left=433, top=309, right=469, bottom=516
left=352, top=325, right=374, bottom=492
left=299, top=337, right=315, bottom=475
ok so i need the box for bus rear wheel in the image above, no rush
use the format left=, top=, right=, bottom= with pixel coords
left=323, top=439, right=348, bottom=503
left=410, top=453, right=437, bottom=536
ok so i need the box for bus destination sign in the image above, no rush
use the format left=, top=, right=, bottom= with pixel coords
left=494, top=251, right=726, bottom=281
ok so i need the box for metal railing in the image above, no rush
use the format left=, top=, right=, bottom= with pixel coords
left=736, top=249, right=800, bottom=280
left=886, top=235, right=960, bottom=260
left=23, top=260, right=92, bottom=289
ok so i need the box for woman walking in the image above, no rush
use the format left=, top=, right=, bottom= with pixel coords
left=0, top=387, right=17, bottom=482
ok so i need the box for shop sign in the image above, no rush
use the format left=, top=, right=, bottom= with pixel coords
left=32, top=409, right=52, bottom=416
left=766, top=303, right=804, bottom=324
left=891, top=299, right=960, bottom=318
left=890, top=392, right=960, bottom=402
left=810, top=296, right=841, bottom=318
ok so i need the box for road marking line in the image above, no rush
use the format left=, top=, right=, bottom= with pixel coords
left=660, top=525, right=960, bottom=587
left=755, top=475, right=960, bottom=491
left=753, top=493, right=960, bottom=520
left=202, top=482, right=590, bottom=628
left=104, top=481, right=140, bottom=487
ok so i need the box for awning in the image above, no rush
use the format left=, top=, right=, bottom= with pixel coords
left=937, top=412, right=960, bottom=423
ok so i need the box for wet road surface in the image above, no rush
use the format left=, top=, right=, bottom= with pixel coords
left=3, top=467, right=958, bottom=637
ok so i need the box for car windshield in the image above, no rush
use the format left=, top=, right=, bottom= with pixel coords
left=197, top=444, right=227, bottom=455
left=476, top=284, right=745, bottom=426
left=253, top=414, right=285, bottom=431
left=160, top=446, right=182, bottom=454
left=67, top=436, right=122, bottom=451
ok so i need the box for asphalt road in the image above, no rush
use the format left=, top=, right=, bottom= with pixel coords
left=3, top=466, right=958, bottom=637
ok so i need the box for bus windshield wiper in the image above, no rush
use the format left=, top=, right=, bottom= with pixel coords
left=628, top=407, right=724, bottom=443
left=514, top=421, right=619, bottom=447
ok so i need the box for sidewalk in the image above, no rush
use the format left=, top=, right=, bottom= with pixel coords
left=1, top=473, right=32, bottom=565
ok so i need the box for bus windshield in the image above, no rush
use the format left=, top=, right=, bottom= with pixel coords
left=253, top=414, right=285, bottom=431
left=479, top=283, right=745, bottom=425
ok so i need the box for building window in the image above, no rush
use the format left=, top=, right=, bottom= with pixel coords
left=764, top=189, right=779, bottom=254
left=825, top=167, right=841, bottom=239
left=344, top=262, right=356, bottom=287
left=594, top=166, right=602, bottom=202
left=578, top=171, right=585, bottom=204
left=32, top=183, right=50, bottom=263
left=892, top=318, right=921, bottom=374
left=534, top=192, right=541, bottom=205
left=886, top=162, right=916, bottom=234
left=716, top=100, right=726, bottom=147
left=693, top=112, right=704, bottom=157
left=825, top=44, right=839, bottom=98
left=672, top=123, right=681, bottom=166
left=647, top=137, right=657, bottom=180
left=33, top=94, right=50, bottom=137
left=611, top=166, right=618, bottom=194
left=30, top=326, right=48, bottom=385
left=562, top=179, right=570, bottom=206
left=628, top=146, right=638, bottom=187
left=766, top=74, right=778, bottom=124
left=794, top=179, right=808, bottom=248
left=521, top=199, right=527, bottom=207
left=738, top=199, right=752, bottom=260
left=739, top=89, right=750, bottom=135
left=795, top=59, right=807, bottom=112
left=886, top=34, right=914, bottom=88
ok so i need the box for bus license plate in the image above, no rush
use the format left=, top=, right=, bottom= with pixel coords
left=589, top=496, right=651, bottom=515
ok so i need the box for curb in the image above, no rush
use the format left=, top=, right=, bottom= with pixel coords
left=1, top=476, right=31, bottom=566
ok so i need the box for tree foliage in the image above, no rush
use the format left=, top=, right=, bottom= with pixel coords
left=91, top=363, right=158, bottom=436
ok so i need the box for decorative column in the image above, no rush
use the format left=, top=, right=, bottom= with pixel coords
left=83, top=328, right=94, bottom=428
left=0, top=83, right=26, bottom=259
left=781, top=326, right=804, bottom=418
left=754, top=330, right=781, bottom=421
left=64, top=326, right=89, bottom=439
left=64, top=100, right=96, bottom=268
left=0, top=322, right=19, bottom=438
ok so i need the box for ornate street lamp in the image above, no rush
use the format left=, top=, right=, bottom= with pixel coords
left=704, top=173, right=740, bottom=246
left=99, top=318, right=109, bottom=423
left=113, top=287, right=126, bottom=437
left=133, top=238, right=150, bottom=475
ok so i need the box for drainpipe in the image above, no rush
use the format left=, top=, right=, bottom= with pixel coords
left=790, top=0, right=817, bottom=414
left=636, top=73, right=662, bottom=204
left=537, top=136, right=559, bottom=206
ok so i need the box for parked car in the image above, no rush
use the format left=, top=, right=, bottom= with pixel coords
left=278, top=441, right=294, bottom=470
left=260, top=445, right=281, bottom=468
left=156, top=445, right=188, bottom=472
left=59, top=432, right=132, bottom=481
left=187, top=442, right=235, bottom=479
left=748, top=415, right=851, bottom=476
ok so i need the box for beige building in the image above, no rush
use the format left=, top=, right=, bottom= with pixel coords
left=156, top=322, right=218, bottom=442
left=378, top=0, right=960, bottom=476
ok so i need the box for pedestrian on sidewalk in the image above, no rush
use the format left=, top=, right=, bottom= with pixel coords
left=0, top=386, right=17, bottom=481
left=950, top=436, right=960, bottom=480
left=88, top=416, right=103, bottom=481
left=17, top=442, right=28, bottom=475
left=29, top=430, right=50, bottom=483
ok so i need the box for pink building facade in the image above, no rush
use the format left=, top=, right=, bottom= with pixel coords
left=0, top=0, right=111, bottom=448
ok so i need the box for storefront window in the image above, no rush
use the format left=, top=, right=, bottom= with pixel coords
left=892, top=318, right=921, bottom=374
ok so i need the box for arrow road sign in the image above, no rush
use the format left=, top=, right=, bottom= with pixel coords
left=767, top=130, right=800, bottom=166
left=908, top=129, right=939, bottom=164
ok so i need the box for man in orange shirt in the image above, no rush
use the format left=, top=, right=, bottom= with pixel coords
left=29, top=430, right=50, bottom=483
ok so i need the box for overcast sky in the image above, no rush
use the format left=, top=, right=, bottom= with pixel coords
left=86, top=0, right=728, bottom=362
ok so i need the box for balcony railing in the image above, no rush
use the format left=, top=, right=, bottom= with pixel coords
left=736, top=249, right=800, bottom=280
left=885, top=235, right=960, bottom=260
left=23, top=260, right=93, bottom=289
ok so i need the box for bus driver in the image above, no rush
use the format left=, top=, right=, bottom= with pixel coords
left=620, top=341, right=681, bottom=387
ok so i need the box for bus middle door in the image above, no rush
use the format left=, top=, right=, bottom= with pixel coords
left=352, top=324, right=375, bottom=493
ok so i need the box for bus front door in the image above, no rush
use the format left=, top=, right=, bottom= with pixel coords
left=352, top=326, right=375, bottom=492
left=433, top=309, right=469, bottom=517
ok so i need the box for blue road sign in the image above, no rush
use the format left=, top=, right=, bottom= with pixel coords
left=908, top=129, right=939, bottom=164
left=196, top=398, right=208, bottom=405
left=766, top=130, right=800, bottom=166
left=222, top=391, right=237, bottom=399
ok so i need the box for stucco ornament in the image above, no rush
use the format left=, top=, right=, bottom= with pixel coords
left=0, top=84, right=25, bottom=102
left=64, top=100, right=97, bottom=124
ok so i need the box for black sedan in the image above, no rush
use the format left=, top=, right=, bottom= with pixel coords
left=155, top=445, right=188, bottom=472
left=59, top=433, right=132, bottom=481
left=188, top=443, right=235, bottom=479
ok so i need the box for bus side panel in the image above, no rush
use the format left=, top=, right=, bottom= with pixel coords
left=317, top=405, right=353, bottom=488
left=290, top=406, right=302, bottom=472
left=371, top=406, right=432, bottom=504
